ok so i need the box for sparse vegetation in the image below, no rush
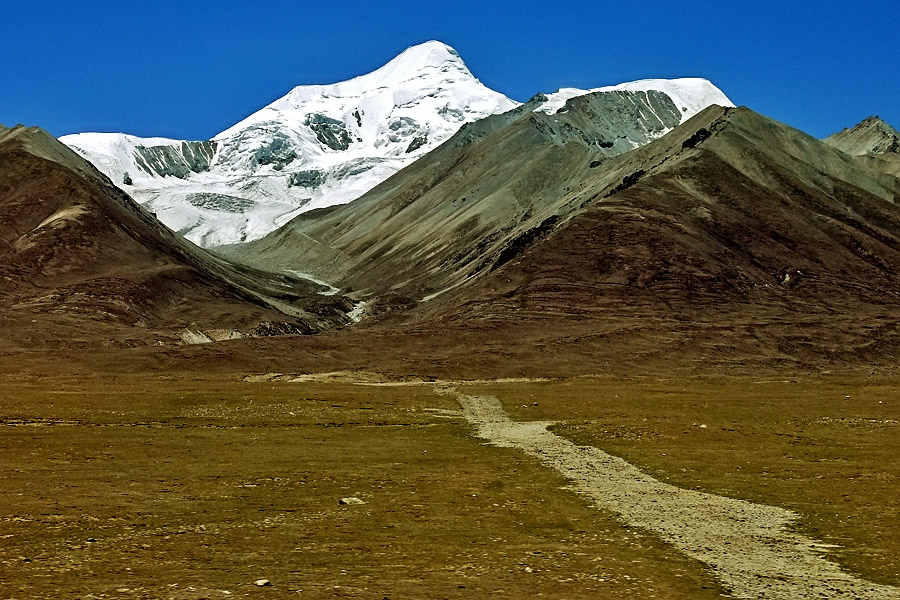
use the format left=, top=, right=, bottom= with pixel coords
left=605, top=169, right=646, bottom=197
left=2, top=373, right=898, bottom=597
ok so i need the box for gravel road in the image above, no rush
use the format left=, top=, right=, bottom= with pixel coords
left=441, top=387, right=900, bottom=599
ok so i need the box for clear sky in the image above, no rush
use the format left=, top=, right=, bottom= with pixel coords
left=2, top=1, right=897, bottom=140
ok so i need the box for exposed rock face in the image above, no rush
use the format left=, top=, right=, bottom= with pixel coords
left=288, top=170, right=326, bottom=188
left=214, top=126, right=301, bottom=172
left=550, top=89, right=683, bottom=148
left=305, top=113, right=352, bottom=151
left=185, top=193, right=257, bottom=213
left=405, top=133, right=428, bottom=153
left=824, top=116, right=900, bottom=156
left=128, top=140, right=218, bottom=179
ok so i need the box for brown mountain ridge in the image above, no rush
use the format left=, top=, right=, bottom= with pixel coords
left=221, top=103, right=900, bottom=372
left=4, top=97, right=900, bottom=372
left=0, top=124, right=353, bottom=347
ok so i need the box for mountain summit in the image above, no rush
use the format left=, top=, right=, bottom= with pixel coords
left=270, top=40, right=475, bottom=96
left=61, top=41, right=517, bottom=247
left=824, top=116, right=900, bottom=156
left=60, top=42, right=731, bottom=248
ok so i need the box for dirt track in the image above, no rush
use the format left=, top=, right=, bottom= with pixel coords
left=441, top=387, right=900, bottom=599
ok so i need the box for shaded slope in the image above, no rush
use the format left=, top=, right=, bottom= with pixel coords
left=405, top=107, right=900, bottom=369
left=0, top=124, right=352, bottom=342
left=225, top=88, right=720, bottom=308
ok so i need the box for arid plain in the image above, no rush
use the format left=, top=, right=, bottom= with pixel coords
left=2, top=332, right=900, bottom=599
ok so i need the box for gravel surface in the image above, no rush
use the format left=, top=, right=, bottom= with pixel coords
left=442, top=387, right=900, bottom=599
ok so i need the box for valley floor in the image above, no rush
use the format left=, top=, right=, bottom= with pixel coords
left=1, top=372, right=899, bottom=598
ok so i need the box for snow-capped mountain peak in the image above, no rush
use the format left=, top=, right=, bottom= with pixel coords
left=283, top=40, right=471, bottom=102
left=61, top=44, right=733, bottom=249
left=536, top=77, right=734, bottom=122
left=63, top=41, right=517, bottom=247
left=377, top=39, right=472, bottom=78
left=321, top=40, right=474, bottom=92
left=215, top=41, right=487, bottom=142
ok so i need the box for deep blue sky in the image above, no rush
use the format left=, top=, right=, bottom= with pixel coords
left=2, top=1, right=897, bottom=140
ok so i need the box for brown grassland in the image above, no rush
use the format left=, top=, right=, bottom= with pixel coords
left=2, top=371, right=898, bottom=599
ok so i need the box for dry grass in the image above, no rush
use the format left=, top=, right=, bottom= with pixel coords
left=469, top=376, right=900, bottom=588
left=2, top=373, right=898, bottom=598
left=0, top=375, right=725, bottom=599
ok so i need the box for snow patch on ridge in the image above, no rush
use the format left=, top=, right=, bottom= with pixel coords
left=536, top=78, right=734, bottom=123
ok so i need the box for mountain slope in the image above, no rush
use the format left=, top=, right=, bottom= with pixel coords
left=226, top=102, right=900, bottom=368
left=0, top=124, right=351, bottom=343
left=226, top=82, right=733, bottom=309
left=388, top=106, right=900, bottom=369
left=447, top=107, right=900, bottom=310
left=60, top=41, right=517, bottom=246
left=825, top=116, right=900, bottom=156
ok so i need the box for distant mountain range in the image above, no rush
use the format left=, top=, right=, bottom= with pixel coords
left=60, top=41, right=729, bottom=247
left=5, top=41, right=900, bottom=370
